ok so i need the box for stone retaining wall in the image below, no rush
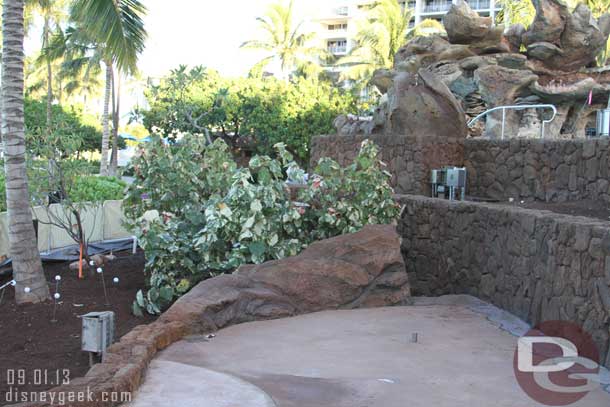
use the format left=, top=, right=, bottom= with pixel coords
left=310, top=135, right=610, bottom=204
left=310, top=134, right=463, bottom=196
left=464, top=138, right=610, bottom=203
left=397, top=194, right=610, bottom=368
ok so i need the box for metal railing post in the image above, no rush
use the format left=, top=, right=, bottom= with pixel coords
left=501, top=107, right=506, bottom=140
left=468, top=104, right=557, bottom=140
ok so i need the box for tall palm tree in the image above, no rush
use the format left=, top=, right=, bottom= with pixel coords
left=70, top=0, right=146, bottom=176
left=27, top=0, right=68, bottom=136
left=337, top=0, right=443, bottom=85
left=2, top=0, right=50, bottom=304
left=241, top=0, right=319, bottom=79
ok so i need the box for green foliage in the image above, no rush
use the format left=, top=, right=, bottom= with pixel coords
left=24, top=97, right=105, bottom=154
left=124, top=135, right=399, bottom=315
left=241, top=0, right=321, bottom=77
left=337, top=0, right=444, bottom=87
left=70, top=176, right=126, bottom=203
left=142, top=66, right=358, bottom=165
left=298, top=140, right=400, bottom=241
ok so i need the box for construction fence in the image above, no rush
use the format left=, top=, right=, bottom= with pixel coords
left=0, top=200, right=131, bottom=259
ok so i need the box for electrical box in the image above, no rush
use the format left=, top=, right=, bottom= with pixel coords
left=431, top=167, right=467, bottom=201
left=81, top=311, right=115, bottom=354
left=445, top=167, right=467, bottom=188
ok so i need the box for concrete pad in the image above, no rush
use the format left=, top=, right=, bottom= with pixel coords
left=128, top=360, right=276, bottom=407
left=131, top=300, right=610, bottom=406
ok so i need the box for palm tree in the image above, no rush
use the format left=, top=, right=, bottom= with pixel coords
left=337, top=0, right=443, bottom=85
left=27, top=0, right=68, bottom=137
left=2, top=0, right=51, bottom=304
left=241, top=0, right=319, bottom=79
left=495, top=0, right=535, bottom=28
left=70, top=0, right=146, bottom=176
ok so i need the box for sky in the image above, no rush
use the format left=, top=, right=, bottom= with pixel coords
left=137, top=0, right=336, bottom=79
left=24, top=0, right=343, bottom=121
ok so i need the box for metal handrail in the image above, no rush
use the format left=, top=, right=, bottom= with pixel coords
left=467, top=104, right=558, bottom=140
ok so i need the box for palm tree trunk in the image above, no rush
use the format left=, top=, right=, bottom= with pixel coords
left=2, top=0, right=50, bottom=304
left=110, top=73, right=121, bottom=176
left=44, top=16, right=52, bottom=136
left=99, top=61, right=113, bottom=176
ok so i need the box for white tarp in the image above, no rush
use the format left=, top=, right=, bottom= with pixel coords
left=0, top=200, right=132, bottom=259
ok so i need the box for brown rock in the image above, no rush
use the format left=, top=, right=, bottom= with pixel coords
left=522, top=0, right=569, bottom=46
left=504, top=24, right=526, bottom=53
left=386, top=69, right=468, bottom=139
left=16, top=225, right=408, bottom=407
left=524, top=1, right=610, bottom=71
left=475, top=65, right=538, bottom=138
left=443, top=0, right=492, bottom=44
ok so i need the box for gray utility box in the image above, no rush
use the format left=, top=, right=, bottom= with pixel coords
left=81, top=311, right=115, bottom=354
left=445, top=167, right=467, bottom=188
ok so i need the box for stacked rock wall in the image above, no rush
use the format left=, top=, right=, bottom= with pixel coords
left=397, top=194, right=610, bottom=368
left=310, top=134, right=463, bottom=195
left=310, top=135, right=610, bottom=203
left=465, top=138, right=610, bottom=203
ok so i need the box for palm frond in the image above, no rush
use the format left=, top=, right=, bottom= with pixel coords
left=70, top=0, right=147, bottom=73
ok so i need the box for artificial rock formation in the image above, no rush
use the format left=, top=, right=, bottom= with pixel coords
left=15, top=225, right=408, bottom=407
left=338, top=0, right=610, bottom=140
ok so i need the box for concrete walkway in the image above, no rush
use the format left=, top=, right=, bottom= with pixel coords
left=129, top=297, right=610, bottom=407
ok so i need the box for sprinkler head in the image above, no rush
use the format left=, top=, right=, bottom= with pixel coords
left=54, top=293, right=61, bottom=300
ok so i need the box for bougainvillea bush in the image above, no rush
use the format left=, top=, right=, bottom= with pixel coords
left=124, top=134, right=399, bottom=315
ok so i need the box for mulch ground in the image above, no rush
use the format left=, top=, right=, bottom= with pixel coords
left=0, top=251, right=156, bottom=405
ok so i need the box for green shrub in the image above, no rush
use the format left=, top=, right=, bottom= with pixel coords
left=0, top=162, right=125, bottom=212
left=142, top=66, right=359, bottom=165
left=70, top=176, right=127, bottom=203
left=125, top=134, right=399, bottom=315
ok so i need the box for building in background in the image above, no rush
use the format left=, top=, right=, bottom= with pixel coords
left=315, top=0, right=501, bottom=59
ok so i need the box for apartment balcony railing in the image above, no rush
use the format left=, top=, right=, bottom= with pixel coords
left=467, top=0, right=491, bottom=10
left=420, top=0, right=500, bottom=14
left=422, top=1, right=453, bottom=13
left=334, top=6, right=349, bottom=16
left=328, top=46, right=348, bottom=54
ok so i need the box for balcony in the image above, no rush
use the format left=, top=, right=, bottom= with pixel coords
left=467, top=0, right=492, bottom=10
left=421, top=1, right=452, bottom=14
left=328, top=46, right=348, bottom=55
left=334, top=6, right=349, bottom=16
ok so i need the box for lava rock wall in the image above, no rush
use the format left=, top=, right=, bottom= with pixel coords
left=397, top=194, right=610, bottom=368
left=465, top=138, right=610, bottom=202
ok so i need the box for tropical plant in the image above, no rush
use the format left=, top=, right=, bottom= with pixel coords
left=2, top=0, right=51, bottom=304
left=24, top=97, right=104, bottom=155
left=337, top=0, right=444, bottom=86
left=142, top=66, right=358, bottom=164
left=68, top=0, right=147, bottom=176
left=125, top=135, right=399, bottom=315
left=26, top=0, right=69, bottom=137
left=241, top=0, right=321, bottom=78
left=495, top=0, right=536, bottom=28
